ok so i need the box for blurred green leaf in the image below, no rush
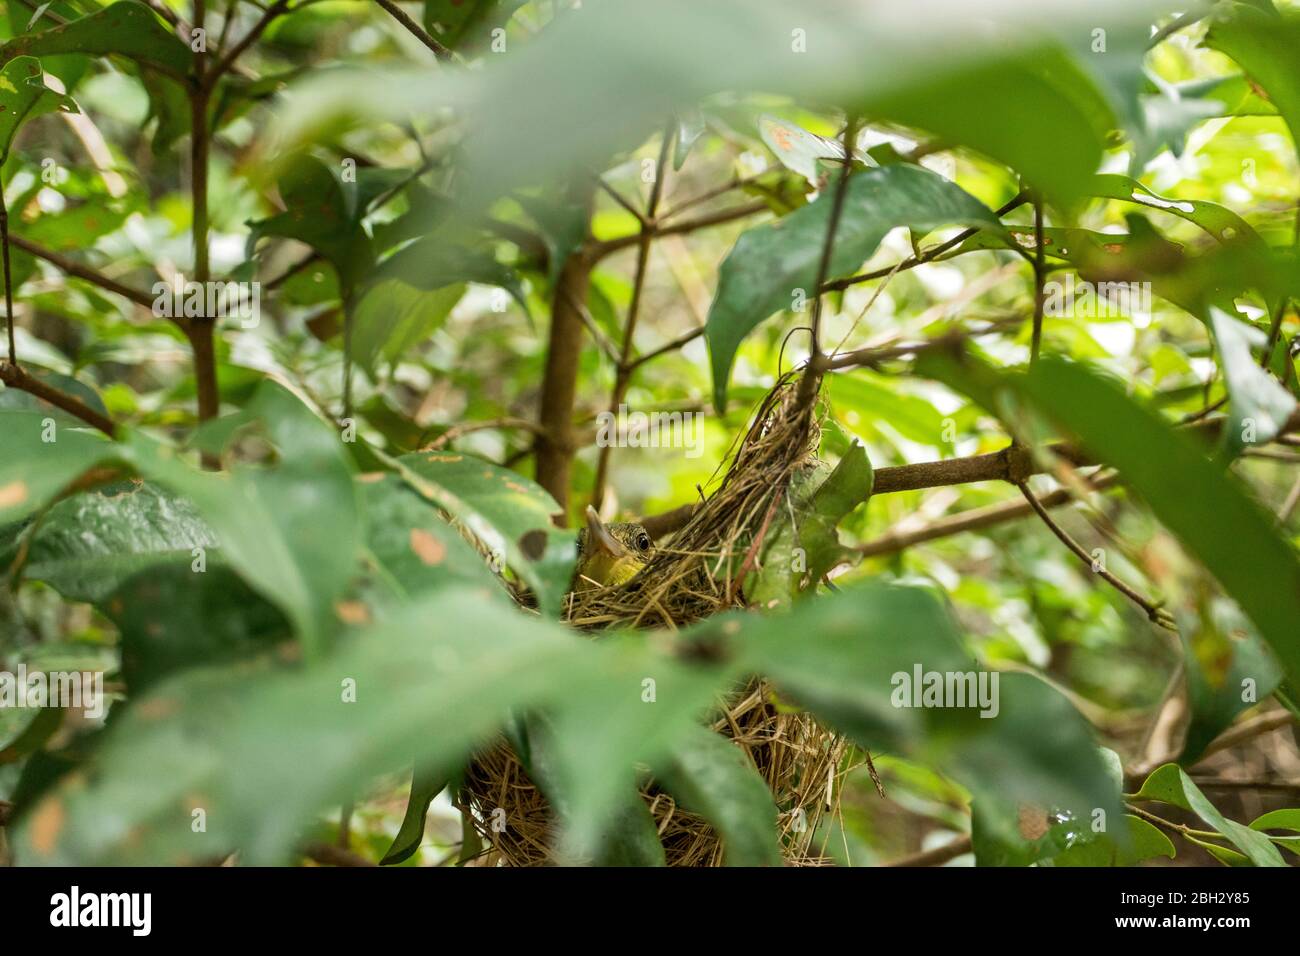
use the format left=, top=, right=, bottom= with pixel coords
left=656, top=724, right=782, bottom=866
left=1205, top=3, right=1300, bottom=163
left=120, top=381, right=362, bottom=659
left=1208, top=306, right=1296, bottom=458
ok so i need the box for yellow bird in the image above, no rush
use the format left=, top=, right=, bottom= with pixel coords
left=574, top=505, right=654, bottom=590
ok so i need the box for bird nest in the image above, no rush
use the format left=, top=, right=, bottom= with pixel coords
left=460, top=374, right=853, bottom=865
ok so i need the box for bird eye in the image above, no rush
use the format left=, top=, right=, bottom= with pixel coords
left=636, top=533, right=651, bottom=552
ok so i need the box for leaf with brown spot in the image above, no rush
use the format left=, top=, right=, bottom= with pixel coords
left=334, top=600, right=371, bottom=625
left=409, top=528, right=447, bottom=566
left=0, top=480, right=28, bottom=508
left=28, top=797, right=65, bottom=856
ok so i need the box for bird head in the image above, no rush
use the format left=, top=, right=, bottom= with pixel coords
left=574, top=505, right=653, bottom=590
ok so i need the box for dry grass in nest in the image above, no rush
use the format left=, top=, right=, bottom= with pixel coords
left=461, top=374, right=855, bottom=865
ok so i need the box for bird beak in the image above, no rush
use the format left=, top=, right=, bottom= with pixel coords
left=584, top=505, right=627, bottom=558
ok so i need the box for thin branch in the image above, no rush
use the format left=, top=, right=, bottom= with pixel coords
left=1149, top=7, right=1210, bottom=48
left=1191, top=709, right=1297, bottom=764
left=590, top=120, right=675, bottom=506
left=207, top=0, right=291, bottom=85
left=9, top=235, right=161, bottom=313
left=857, top=471, right=1121, bottom=558
left=422, top=416, right=547, bottom=450
left=301, top=840, right=376, bottom=867
left=883, top=834, right=972, bottom=867
left=626, top=324, right=704, bottom=372
left=589, top=200, right=768, bottom=259
left=0, top=362, right=117, bottom=436
left=1016, top=479, right=1175, bottom=629
left=373, top=0, right=453, bottom=61
left=821, top=315, right=1021, bottom=372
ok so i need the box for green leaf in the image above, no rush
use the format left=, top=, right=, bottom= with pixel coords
left=360, top=473, right=507, bottom=603
left=120, top=381, right=362, bottom=659
left=20, top=481, right=217, bottom=603
left=673, top=108, right=705, bottom=170
left=1053, top=814, right=1176, bottom=866
left=1208, top=306, right=1296, bottom=457
left=13, top=591, right=591, bottom=865
left=1132, top=764, right=1286, bottom=866
left=0, top=55, right=76, bottom=163
left=706, top=164, right=1007, bottom=411
left=247, top=154, right=374, bottom=294
left=379, top=764, right=449, bottom=865
left=422, top=0, right=516, bottom=49
left=392, top=449, right=575, bottom=616
left=1092, top=174, right=1263, bottom=247
left=351, top=279, right=464, bottom=376
left=757, top=114, right=856, bottom=185
left=0, top=3, right=192, bottom=78
left=655, top=725, right=782, bottom=866
left=536, top=634, right=730, bottom=859
left=748, top=442, right=872, bottom=608
left=0, top=410, right=114, bottom=524
left=708, top=583, right=1121, bottom=835
left=106, top=564, right=291, bottom=694
left=374, top=238, right=529, bottom=318
left=919, top=350, right=1300, bottom=686
left=1205, top=4, right=1300, bottom=164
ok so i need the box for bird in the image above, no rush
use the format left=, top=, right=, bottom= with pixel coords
left=573, top=505, right=654, bottom=590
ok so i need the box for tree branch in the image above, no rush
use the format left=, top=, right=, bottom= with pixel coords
left=883, top=834, right=972, bottom=867
left=373, top=0, right=453, bottom=61
left=857, top=471, right=1121, bottom=558
left=1016, top=478, right=1175, bottom=628
left=0, top=362, right=117, bottom=436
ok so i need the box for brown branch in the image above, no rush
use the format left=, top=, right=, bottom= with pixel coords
left=820, top=316, right=1021, bottom=372
left=422, top=416, right=547, bottom=450
left=627, top=324, right=704, bottom=372
left=207, top=0, right=291, bottom=85
left=301, top=841, right=377, bottom=867
left=797, top=116, right=858, bottom=412
left=1016, top=478, right=1175, bottom=628
left=641, top=502, right=695, bottom=540
left=1187, top=776, right=1300, bottom=796
left=534, top=178, right=596, bottom=518
left=373, top=0, right=453, bottom=61
left=883, top=834, right=972, bottom=867
left=857, top=471, right=1121, bottom=557
left=590, top=200, right=768, bottom=259
left=8, top=235, right=162, bottom=314
left=0, top=362, right=116, bottom=436
left=1192, top=709, right=1297, bottom=764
